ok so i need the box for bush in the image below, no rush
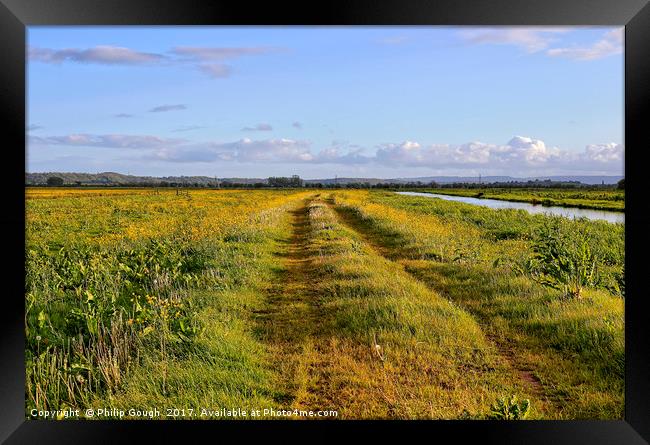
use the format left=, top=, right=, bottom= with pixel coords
left=488, top=395, right=530, bottom=420
left=47, top=176, right=64, bottom=186
left=25, top=237, right=210, bottom=411
left=526, top=218, right=599, bottom=299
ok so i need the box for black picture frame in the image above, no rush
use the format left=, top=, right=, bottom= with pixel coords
left=1, top=0, right=649, bottom=442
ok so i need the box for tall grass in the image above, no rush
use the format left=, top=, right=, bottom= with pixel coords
left=25, top=189, right=310, bottom=416
left=330, top=190, right=624, bottom=418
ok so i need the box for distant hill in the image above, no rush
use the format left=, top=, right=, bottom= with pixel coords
left=532, top=175, right=623, bottom=185
left=25, top=171, right=623, bottom=186
left=25, top=172, right=266, bottom=185
left=394, top=175, right=623, bottom=185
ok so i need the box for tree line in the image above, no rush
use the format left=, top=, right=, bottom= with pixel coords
left=39, top=175, right=623, bottom=190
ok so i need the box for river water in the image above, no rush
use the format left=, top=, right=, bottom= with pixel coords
left=395, top=192, right=624, bottom=224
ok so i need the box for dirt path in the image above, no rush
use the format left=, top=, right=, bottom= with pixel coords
left=255, top=197, right=335, bottom=410
left=327, top=199, right=547, bottom=401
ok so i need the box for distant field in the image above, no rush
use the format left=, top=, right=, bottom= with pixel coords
left=419, top=188, right=625, bottom=211
left=26, top=188, right=624, bottom=419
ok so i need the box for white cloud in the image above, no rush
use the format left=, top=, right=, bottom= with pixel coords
left=583, top=142, right=624, bottom=162
left=30, top=133, right=184, bottom=149
left=29, top=44, right=283, bottom=79
left=310, top=144, right=370, bottom=164
left=170, top=46, right=278, bottom=60
left=375, top=141, right=423, bottom=164
left=546, top=29, right=623, bottom=61
left=460, top=28, right=623, bottom=62
left=236, top=138, right=312, bottom=162
left=28, top=45, right=166, bottom=65
left=377, top=136, right=563, bottom=169
left=152, top=144, right=234, bottom=163
left=197, top=63, right=232, bottom=78
left=150, top=138, right=313, bottom=163
left=31, top=132, right=623, bottom=175
left=149, top=104, right=187, bottom=113
left=505, top=136, right=560, bottom=163
left=242, top=123, right=273, bottom=132
left=459, top=28, right=570, bottom=53
left=172, top=46, right=279, bottom=79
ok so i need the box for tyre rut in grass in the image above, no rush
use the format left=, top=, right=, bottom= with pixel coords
left=255, top=197, right=337, bottom=410
left=326, top=198, right=550, bottom=408
left=259, top=197, right=522, bottom=418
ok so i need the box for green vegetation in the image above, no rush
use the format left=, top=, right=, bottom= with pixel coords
left=525, top=218, right=613, bottom=299
left=488, top=395, right=531, bottom=420
left=421, top=187, right=625, bottom=211
left=331, top=190, right=624, bottom=418
left=267, top=175, right=304, bottom=187
left=46, top=176, right=64, bottom=186
left=287, top=199, right=524, bottom=418
left=26, top=189, right=310, bottom=417
left=26, top=187, right=624, bottom=419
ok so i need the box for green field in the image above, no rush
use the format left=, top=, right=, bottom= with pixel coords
left=26, top=188, right=624, bottom=419
left=419, top=188, right=625, bottom=211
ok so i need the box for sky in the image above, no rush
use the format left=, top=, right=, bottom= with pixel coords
left=27, top=26, right=624, bottom=179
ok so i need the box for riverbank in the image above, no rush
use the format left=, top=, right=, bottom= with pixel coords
left=411, top=188, right=624, bottom=212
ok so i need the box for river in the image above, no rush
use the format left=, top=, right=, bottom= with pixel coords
left=395, top=192, right=624, bottom=224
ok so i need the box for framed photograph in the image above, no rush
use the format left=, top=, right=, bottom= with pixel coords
left=1, top=0, right=649, bottom=442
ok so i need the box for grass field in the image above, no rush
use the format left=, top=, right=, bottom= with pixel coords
left=419, top=188, right=624, bottom=211
left=25, top=188, right=624, bottom=419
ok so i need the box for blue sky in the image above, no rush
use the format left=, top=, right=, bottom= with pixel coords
left=27, top=26, right=624, bottom=179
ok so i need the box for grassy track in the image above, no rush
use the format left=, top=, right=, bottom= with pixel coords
left=26, top=188, right=624, bottom=419
left=255, top=197, right=336, bottom=411
left=258, top=196, right=537, bottom=419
